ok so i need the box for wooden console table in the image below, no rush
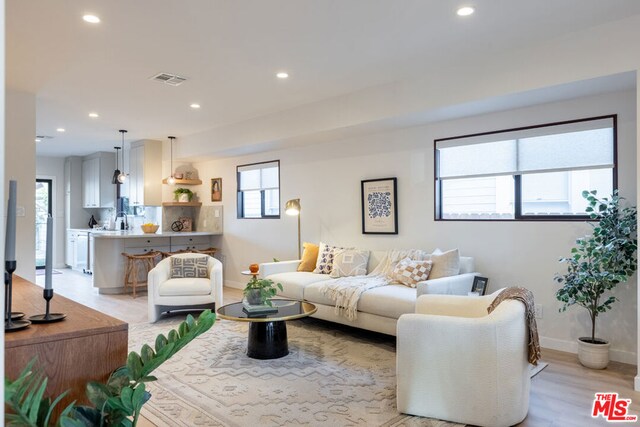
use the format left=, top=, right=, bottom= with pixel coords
left=5, top=276, right=128, bottom=407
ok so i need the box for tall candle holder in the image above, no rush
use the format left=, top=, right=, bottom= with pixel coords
left=28, top=288, right=66, bottom=323
left=5, top=260, right=31, bottom=332
left=4, top=271, right=24, bottom=320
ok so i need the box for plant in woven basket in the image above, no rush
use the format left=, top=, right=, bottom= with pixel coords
left=554, top=190, right=637, bottom=368
left=5, top=310, right=216, bottom=426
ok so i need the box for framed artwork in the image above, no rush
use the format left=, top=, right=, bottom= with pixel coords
left=361, top=177, right=398, bottom=234
left=471, top=276, right=489, bottom=295
left=211, top=178, right=222, bottom=202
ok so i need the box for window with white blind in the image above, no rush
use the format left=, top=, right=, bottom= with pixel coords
left=237, top=160, right=280, bottom=219
left=435, top=115, right=617, bottom=220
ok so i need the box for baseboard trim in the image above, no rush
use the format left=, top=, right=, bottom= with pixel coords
left=540, top=336, right=637, bottom=365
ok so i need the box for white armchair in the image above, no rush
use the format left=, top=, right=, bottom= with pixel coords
left=148, top=253, right=223, bottom=323
left=396, top=290, right=530, bottom=427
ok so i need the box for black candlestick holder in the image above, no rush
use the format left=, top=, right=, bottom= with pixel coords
left=28, top=288, right=66, bottom=323
left=5, top=260, right=31, bottom=332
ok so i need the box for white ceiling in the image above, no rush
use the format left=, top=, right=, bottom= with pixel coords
left=8, top=0, right=640, bottom=157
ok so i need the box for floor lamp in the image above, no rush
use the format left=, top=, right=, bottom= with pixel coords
left=285, top=199, right=301, bottom=259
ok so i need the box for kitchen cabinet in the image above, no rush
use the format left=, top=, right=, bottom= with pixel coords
left=82, top=152, right=115, bottom=208
left=65, top=231, right=75, bottom=266
left=128, top=140, right=162, bottom=207
left=170, top=235, right=211, bottom=252
left=66, top=230, right=88, bottom=271
left=65, top=157, right=86, bottom=229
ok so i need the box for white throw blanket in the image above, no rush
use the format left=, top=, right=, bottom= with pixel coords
left=319, top=275, right=389, bottom=320
left=320, top=249, right=429, bottom=320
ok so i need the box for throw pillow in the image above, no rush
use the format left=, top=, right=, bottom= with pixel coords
left=428, top=248, right=460, bottom=280
left=391, top=257, right=433, bottom=287
left=330, top=249, right=370, bottom=278
left=297, top=242, right=320, bottom=272
left=170, top=256, right=209, bottom=279
left=313, top=242, right=346, bottom=275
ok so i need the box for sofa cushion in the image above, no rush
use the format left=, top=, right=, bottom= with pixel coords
left=330, top=249, right=370, bottom=278
left=297, top=242, right=320, bottom=272
left=159, top=278, right=211, bottom=296
left=267, top=272, right=333, bottom=300
left=304, top=282, right=416, bottom=320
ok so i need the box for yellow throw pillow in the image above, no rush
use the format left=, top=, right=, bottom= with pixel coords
left=297, top=242, right=320, bottom=272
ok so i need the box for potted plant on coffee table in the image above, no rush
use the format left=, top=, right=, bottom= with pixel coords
left=243, top=277, right=284, bottom=306
left=554, top=190, right=637, bottom=369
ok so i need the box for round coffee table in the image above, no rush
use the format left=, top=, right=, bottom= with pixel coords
left=216, top=299, right=317, bottom=359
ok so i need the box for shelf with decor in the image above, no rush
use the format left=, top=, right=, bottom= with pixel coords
left=162, top=178, right=202, bottom=185
left=162, top=202, right=202, bottom=207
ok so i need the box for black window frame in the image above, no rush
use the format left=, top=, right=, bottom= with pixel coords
left=434, top=115, right=618, bottom=222
left=237, top=160, right=281, bottom=219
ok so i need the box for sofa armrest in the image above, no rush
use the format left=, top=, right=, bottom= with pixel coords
left=416, top=272, right=479, bottom=297
left=259, top=260, right=301, bottom=278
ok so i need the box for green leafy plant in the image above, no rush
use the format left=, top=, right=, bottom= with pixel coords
left=173, top=188, right=194, bottom=201
left=5, top=310, right=216, bottom=426
left=554, top=190, right=637, bottom=344
left=243, top=277, right=283, bottom=306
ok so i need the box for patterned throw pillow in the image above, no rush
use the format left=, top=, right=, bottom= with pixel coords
left=330, top=249, right=370, bottom=278
left=391, top=257, right=433, bottom=287
left=313, top=242, right=346, bottom=275
left=170, top=256, right=209, bottom=279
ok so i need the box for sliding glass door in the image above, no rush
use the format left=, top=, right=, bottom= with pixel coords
left=35, top=179, right=52, bottom=269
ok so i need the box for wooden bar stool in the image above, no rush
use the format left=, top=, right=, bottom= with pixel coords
left=195, top=247, right=218, bottom=257
left=121, top=251, right=161, bottom=298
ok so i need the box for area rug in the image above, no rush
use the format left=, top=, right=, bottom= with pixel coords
left=530, top=361, right=548, bottom=378
left=129, top=316, right=462, bottom=427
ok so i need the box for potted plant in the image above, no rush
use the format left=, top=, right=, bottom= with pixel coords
left=243, top=276, right=284, bottom=306
left=173, top=188, right=194, bottom=203
left=554, top=190, right=637, bottom=369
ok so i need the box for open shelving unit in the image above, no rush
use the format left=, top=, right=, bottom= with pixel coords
left=162, top=178, right=202, bottom=185
left=161, top=201, right=202, bottom=207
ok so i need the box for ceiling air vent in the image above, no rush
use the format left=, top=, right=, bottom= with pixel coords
left=150, top=72, right=188, bottom=86
left=36, top=135, right=54, bottom=140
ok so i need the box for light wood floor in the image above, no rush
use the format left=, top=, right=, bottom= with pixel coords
left=36, top=269, right=640, bottom=426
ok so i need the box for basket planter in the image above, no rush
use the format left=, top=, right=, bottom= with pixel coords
left=577, top=337, right=610, bottom=369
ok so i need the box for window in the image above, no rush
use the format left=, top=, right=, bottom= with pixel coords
left=237, top=160, right=280, bottom=218
left=435, top=115, right=616, bottom=220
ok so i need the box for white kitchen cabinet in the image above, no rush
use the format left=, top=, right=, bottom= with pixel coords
left=128, top=140, right=162, bottom=206
left=65, top=157, right=87, bottom=229
left=82, top=152, right=115, bottom=208
left=65, top=231, right=75, bottom=266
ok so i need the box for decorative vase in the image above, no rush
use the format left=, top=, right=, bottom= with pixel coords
left=577, top=337, right=610, bottom=369
left=245, top=289, right=263, bottom=305
left=178, top=194, right=190, bottom=203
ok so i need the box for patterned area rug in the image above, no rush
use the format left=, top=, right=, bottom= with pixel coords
left=129, top=316, right=462, bottom=427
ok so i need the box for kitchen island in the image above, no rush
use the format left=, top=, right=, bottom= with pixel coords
left=92, top=230, right=221, bottom=294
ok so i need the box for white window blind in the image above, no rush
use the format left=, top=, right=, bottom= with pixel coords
left=238, top=161, right=279, bottom=191
left=436, top=118, right=614, bottom=180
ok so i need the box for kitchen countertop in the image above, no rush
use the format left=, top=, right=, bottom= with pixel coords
left=91, top=230, right=220, bottom=238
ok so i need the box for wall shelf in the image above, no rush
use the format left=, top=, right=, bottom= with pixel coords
left=162, top=178, right=202, bottom=185
left=162, top=202, right=202, bottom=207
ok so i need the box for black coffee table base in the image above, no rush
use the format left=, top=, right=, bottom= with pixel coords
left=247, top=320, right=288, bottom=359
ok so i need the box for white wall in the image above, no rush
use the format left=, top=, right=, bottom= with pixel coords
left=5, top=89, right=36, bottom=281
left=193, top=89, right=637, bottom=363
left=36, top=156, right=66, bottom=268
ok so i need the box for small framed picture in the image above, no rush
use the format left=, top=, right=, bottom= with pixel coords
left=471, top=276, right=489, bottom=295
left=361, top=177, right=398, bottom=234
left=211, top=178, right=222, bottom=202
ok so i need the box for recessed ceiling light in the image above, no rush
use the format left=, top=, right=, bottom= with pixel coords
left=276, top=72, right=289, bottom=79
left=56, top=128, right=66, bottom=132
left=88, top=112, right=99, bottom=118
left=190, top=103, right=201, bottom=109
left=457, top=6, right=475, bottom=16
left=35, top=138, right=42, bottom=142
left=83, top=14, right=101, bottom=24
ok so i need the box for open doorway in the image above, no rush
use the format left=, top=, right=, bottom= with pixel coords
left=35, top=178, right=52, bottom=269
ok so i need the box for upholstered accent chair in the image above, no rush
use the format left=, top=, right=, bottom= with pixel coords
left=148, top=253, right=223, bottom=323
left=396, top=290, right=530, bottom=427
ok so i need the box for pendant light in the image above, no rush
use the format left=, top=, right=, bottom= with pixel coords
left=117, top=130, right=127, bottom=183
left=112, top=146, right=122, bottom=184
left=166, top=136, right=176, bottom=185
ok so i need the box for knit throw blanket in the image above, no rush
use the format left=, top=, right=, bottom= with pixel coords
left=319, top=275, right=389, bottom=320
left=320, top=249, right=429, bottom=320
left=487, top=287, right=542, bottom=365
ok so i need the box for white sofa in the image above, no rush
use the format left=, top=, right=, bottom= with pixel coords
left=148, top=253, right=224, bottom=323
left=396, top=291, right=530, bottom=426
left=260, top=251, right=478, bottom=335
